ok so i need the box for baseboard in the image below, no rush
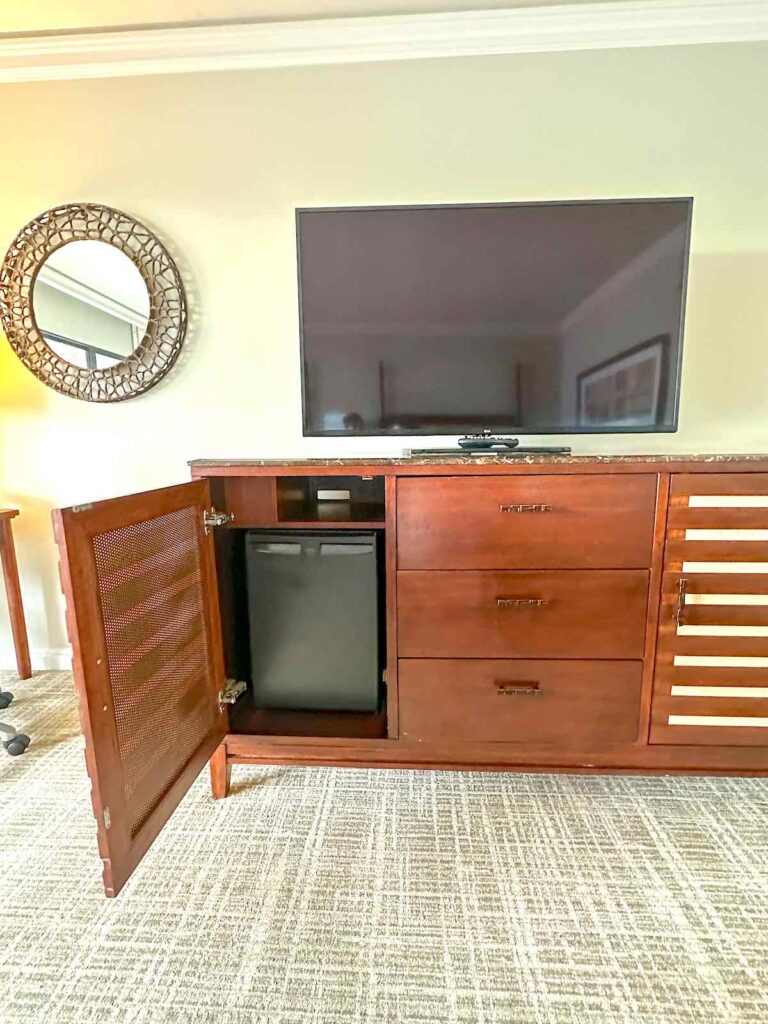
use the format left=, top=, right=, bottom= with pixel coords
left=0, top=646, right=71, bottom=673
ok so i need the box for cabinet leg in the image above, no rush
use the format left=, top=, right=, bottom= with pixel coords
left=210, top=744, right=231, bottom=799
left=0, top=520, right=32, bottom=681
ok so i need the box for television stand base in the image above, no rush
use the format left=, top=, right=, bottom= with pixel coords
left=457, top=432, right=520, bottom=451
left=404, top=445, right=573, bottom=458
left=406, top=431, right=571, bottom=457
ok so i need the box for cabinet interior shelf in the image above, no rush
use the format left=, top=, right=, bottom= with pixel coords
left=276, top=475, right=386, bottom=525
left=277, top=501, right=385, bottom=526
left=275, top=520, right=386, bottom=529
left=229, top=702, right=388, bottom=739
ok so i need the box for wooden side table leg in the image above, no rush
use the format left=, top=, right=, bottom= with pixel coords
left=0, top=520, right=32, bottom=680
left=210, top=743, right=231, bottom=799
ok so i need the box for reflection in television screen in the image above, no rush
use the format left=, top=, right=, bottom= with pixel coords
left=297, top=199, right=692, bottom=436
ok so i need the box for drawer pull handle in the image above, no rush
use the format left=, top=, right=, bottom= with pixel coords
left=499, top=503, right=553, bottom=513
left=496, top=682, right=541, bottom=696
left=497, top=597, right=547, bottom=608
left=675, top=577, right=688, bottom=627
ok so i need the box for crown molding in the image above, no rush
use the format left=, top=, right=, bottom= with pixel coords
left=37, top=265, right=148, bottom=326
left=0, top=1, right=766, bottom=83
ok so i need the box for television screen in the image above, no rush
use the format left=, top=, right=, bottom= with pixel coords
left=297, top=198, right=692, bottom=436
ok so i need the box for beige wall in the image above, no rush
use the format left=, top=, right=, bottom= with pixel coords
left=1, top=42, right=767, bottom=664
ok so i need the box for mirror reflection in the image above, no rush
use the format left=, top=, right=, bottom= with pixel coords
left=32, top=240, right=150, bottom=370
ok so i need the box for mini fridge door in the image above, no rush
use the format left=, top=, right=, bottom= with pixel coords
left=246, top=531, right=381, bottom=712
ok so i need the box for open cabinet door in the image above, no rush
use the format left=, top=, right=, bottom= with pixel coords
left=53, top=481, right=228, bottom=897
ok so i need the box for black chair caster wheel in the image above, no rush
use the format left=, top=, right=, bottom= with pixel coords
left=0, top=691, right=14, bottom=710
left=4, top=734, right=30, bottom=755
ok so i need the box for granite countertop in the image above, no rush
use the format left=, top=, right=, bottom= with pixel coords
left=190, top=453, right=768, bottom=467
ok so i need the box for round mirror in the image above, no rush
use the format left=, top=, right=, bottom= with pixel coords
left=0, top=203, right=187, bottom=402
left=32, top=240, right=151, bottom=371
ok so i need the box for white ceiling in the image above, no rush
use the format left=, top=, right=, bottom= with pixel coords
left=0, top=1, right=631, bottom=35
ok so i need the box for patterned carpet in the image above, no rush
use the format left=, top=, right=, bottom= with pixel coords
left=0, top=671, right=766, bottom=1024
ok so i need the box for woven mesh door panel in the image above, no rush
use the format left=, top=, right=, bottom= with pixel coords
left=92, top=505, right=217, bottom=836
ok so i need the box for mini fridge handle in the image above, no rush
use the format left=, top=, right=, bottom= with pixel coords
left=320, top=544, right=375, bottom=556
left=253, top=543, right=302, bottom=555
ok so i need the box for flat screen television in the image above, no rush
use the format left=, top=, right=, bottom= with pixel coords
left=297, top=198, right=692, bottom=437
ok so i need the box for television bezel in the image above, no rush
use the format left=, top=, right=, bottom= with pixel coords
left=296, top=196, right=693, bottom=438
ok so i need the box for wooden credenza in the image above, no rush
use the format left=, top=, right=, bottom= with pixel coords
left=53, top=455, right=768, bottom=895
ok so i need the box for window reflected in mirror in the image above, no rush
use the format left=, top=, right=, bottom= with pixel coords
left=32, top=240, right=150, bottom=371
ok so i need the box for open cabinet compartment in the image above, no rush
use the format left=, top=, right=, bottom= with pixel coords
left=208, top=473, right=387, bottom=529
left=53, top=476, right=394, bottom=896
left=214, top=524, right=389, bottom=740
left=276, top=474, right=385, bottom=525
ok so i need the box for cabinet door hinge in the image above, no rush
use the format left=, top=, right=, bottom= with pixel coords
left=103, top=807, right=111, bottom=830
left=218, top=679, right=246, bottom=708
left=203, top=507, right=234, bottom=534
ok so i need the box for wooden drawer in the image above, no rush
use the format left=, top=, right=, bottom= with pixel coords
left=399, top=659, right=642, bottom=746
left=397, top=474, right=657, bottom=570
left=398, top=569, right=649, bottom=659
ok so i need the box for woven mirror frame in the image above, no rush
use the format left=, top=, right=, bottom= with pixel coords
left=0, top=203, right=187, bottom=402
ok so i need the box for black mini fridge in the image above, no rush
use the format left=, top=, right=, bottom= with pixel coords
left=245, top=531, right=381, bottom=712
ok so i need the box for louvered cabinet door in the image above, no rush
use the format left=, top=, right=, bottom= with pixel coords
left=651, top=474, right=768, bottom=746
left=53, top=482, right=227, bottom=896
